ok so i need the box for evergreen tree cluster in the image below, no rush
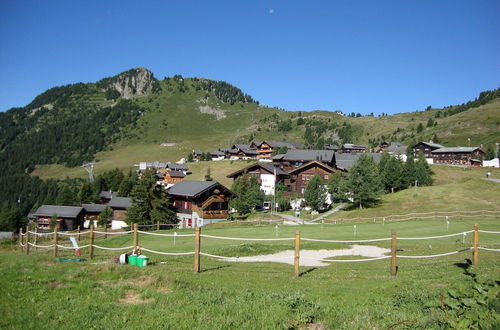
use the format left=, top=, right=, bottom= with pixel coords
left=441, top=88, right=500, bottom=117
left=197, top=79, right=256, bottom=104
left=327, top=153, right=433, bottom=209
left=229, top=175, right=264, bottom=215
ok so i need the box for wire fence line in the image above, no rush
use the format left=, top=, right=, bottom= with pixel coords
left=321, top=209, right=500, bottom=224
left=18, top=224, right=499, bottom=277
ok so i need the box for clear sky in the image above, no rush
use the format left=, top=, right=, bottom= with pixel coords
left=0, top=0, right=499, bottom=115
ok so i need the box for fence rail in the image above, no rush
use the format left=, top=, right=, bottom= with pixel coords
left=19, top=223, right=499, bottom=277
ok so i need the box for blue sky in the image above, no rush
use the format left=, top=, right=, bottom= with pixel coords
left=0, top=1, right=499, bottom=115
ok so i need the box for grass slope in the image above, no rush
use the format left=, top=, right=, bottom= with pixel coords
left=1, top=218, right=499, bottom=329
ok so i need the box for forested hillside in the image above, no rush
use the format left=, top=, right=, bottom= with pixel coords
left=0, top=67, right=499, bottom=222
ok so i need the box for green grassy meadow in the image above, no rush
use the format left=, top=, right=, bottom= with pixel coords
left=1, top=218, right=499, bottom=329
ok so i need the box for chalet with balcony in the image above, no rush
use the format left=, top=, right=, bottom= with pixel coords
left=412, top=141, right=444, bottom=158
left=342, top=144, right=367, bottom=153
left=168, top=180, right=234, bottom=228
left=284, top=161, right=337, bottom=196
left=226, top=163, right=290, bottom=195
left=254, top=141, right=303, bottom=160
left=162, top=170, right=186, bottom=186
left=431, top=147, right=484, bottom=166
left=32, top=205, right=85, bottom=231
left=272, top=149, right=335, bottom=171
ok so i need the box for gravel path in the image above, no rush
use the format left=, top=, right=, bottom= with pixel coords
left=223, top=245, right=391, bottom=267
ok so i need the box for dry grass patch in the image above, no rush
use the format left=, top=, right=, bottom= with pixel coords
left=49, top=282, right=68, bottom=288
left=118, top=290, right=153, bottom=305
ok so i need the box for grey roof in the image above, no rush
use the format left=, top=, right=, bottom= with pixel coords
left=33, top=205, right=84, bottom=218
left=271, top=154, right=285, bottom=160
left=324, top=144, right=339, bottom=150
left=167, top=170, right=186, bottom=178
left=81, top=204, right=107, bottom=213
left=335, top=153, right=382, bottom=171
left=280, top=149, right=335, bottom=162
left=233, top=144, right=251, bottom=151
left=168, top=180, right=231, bottom=198
left=211, top=151, right=225, bottom=157
left=386, top=145, right=407, bottom=154
left=431, top=147, right=482, bottom=154
left=107, top=197, right=132, bottom=209
left=99, top=191, right=118, bottom=199
left=414, top=141, right=444, bottom=149
left=343, top=143, right=367, bottom=149
left=167, top=163, right=188, bottom=171
left=264, top=141, right=303, bottom=149
left=241, top=149, right=258, bottom=155
left=227, top=163, right=289, bottom=178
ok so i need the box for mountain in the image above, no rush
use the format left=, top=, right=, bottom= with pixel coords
left=0, top=67, right=499, bottom=214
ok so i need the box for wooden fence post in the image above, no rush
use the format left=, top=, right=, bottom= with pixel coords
left=53, top=225, right=59, bottom=258
left=25, top=226, right=30, bottom=255
left=77, top=225, right=81, bottom=242
left=104, top=225, right=107, bottom=239
left=133, top=223, right=139, bottom=253
left=473, top=223, right=479, bottom=265
left=294, top=231, right=300, bottom=277
left=89, top=225, right=94, bottom=260
left=19, top=228, right=23, bottom=252
left=194, top=227, right=201, bottom=273
left=391, top=230, right=397, bottom=276
left=157, top=221, right=160, bottom=231
left=34, top=227, right=38, bottom=252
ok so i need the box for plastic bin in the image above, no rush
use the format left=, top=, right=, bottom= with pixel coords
left=128, top=255, right=138, bottom=265
left=136, top=255, right=149, bottom=267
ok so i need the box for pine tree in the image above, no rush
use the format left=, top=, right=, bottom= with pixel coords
left=415, top=153, right=434, bottom=186
left=78, top=181, right=95, bottom=204
left=347, top=154, right=383, bottom=209
left=97, top=206, right=113, bottom=228
left=385, top=156, right=404, bottom=192
left=126, top=169, right=177, bottom=225
left=485, top=145, right=495, bottom=160
left=304, top=174, right=327, bottom=211
left=56, top=183, right=75, bottom=206
left=404, top=155, right=417, bottom=187
left=327, top=172, right=348, bottom=201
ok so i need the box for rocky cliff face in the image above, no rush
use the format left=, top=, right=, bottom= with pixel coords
left=99, top=67, right=159, bottom=99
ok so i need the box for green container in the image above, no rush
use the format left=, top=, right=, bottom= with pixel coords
left=128, top=255, right=138, bottom=265
left=137, top=256, right=149, bottom=267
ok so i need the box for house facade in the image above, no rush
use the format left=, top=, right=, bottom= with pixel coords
left=284, top=161, right=337, bottom=196
left=412, top=141, right=444, bottom=158
left=342, top=144, right=367, bottom=153
left=226, top=163, right=290, bottom=195
left=431, top=147, right=484, bottom=166
left=254, top=141, right=303, bottom=160
left=32, top=205, right=85, bottom=231
left=272, top=149, right=335, bottom=172
left=107, top=197, right=132, bottom=229
left=168, top=180, right=234, bottom=228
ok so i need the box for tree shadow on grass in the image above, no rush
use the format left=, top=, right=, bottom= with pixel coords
left=454, top=259, right=476, bottom=280
left=342, top=199, right=384, bottom=211
left=298, top=267, right=318, bottom=277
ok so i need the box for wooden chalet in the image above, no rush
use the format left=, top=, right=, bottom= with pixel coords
left=227, top=145, right=258, bottom=160
left=32, top=205, right=85, bottom=231
left=168, top=180, right=234, bottom=228
left=81, top=204, right=107, bottom=224
left=284, top=161, right=337, bottom=196
left=226, top=163, right=290, bottom=195
left=254, top=141, right=303, bottom=160
left=162, top=170, right=186, bottom=185
left=98, top=191, right=117, bottom=204
left=412, top=141, right=444, bottom=158
left=342, top=143, right=367, bottom=153
left=431, top=147, right=484, bottom=166
left=107, top=197, right=132, bottom=222
left=272, top=149, right=335, bottom=171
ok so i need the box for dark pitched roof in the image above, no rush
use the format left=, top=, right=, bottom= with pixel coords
left=107, top=197, right=132, bottom=209
left=33, top=205, right=84, bottom=218
left=167, top=163, right=188, bottom=171
left=413, top=141, right=444, bottom=149
left=241, top=149, right=258, bottom=156
left=99, top=191, right=118, bottom=199
left=262, top=141, right=303, bottom=149
left=343, top=143, right=367, bottom=150
left=81, top=204, right=107, bottom=213
left=280, top=149, right=335, bottom=163
left=335, top=153, right=382, bottom=171
left=431, top=147, right=483, bottom=154
left=226, top=163, right=289, bottom=178
left=288, top=161, right=336, bottom=174
left=233, top=144, right=251, bottom=151
left=168, top=180, right=233, bottom=198
left=324, top=144, right=339, bottom=150
left=167, top=170, right=186, bottom=178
